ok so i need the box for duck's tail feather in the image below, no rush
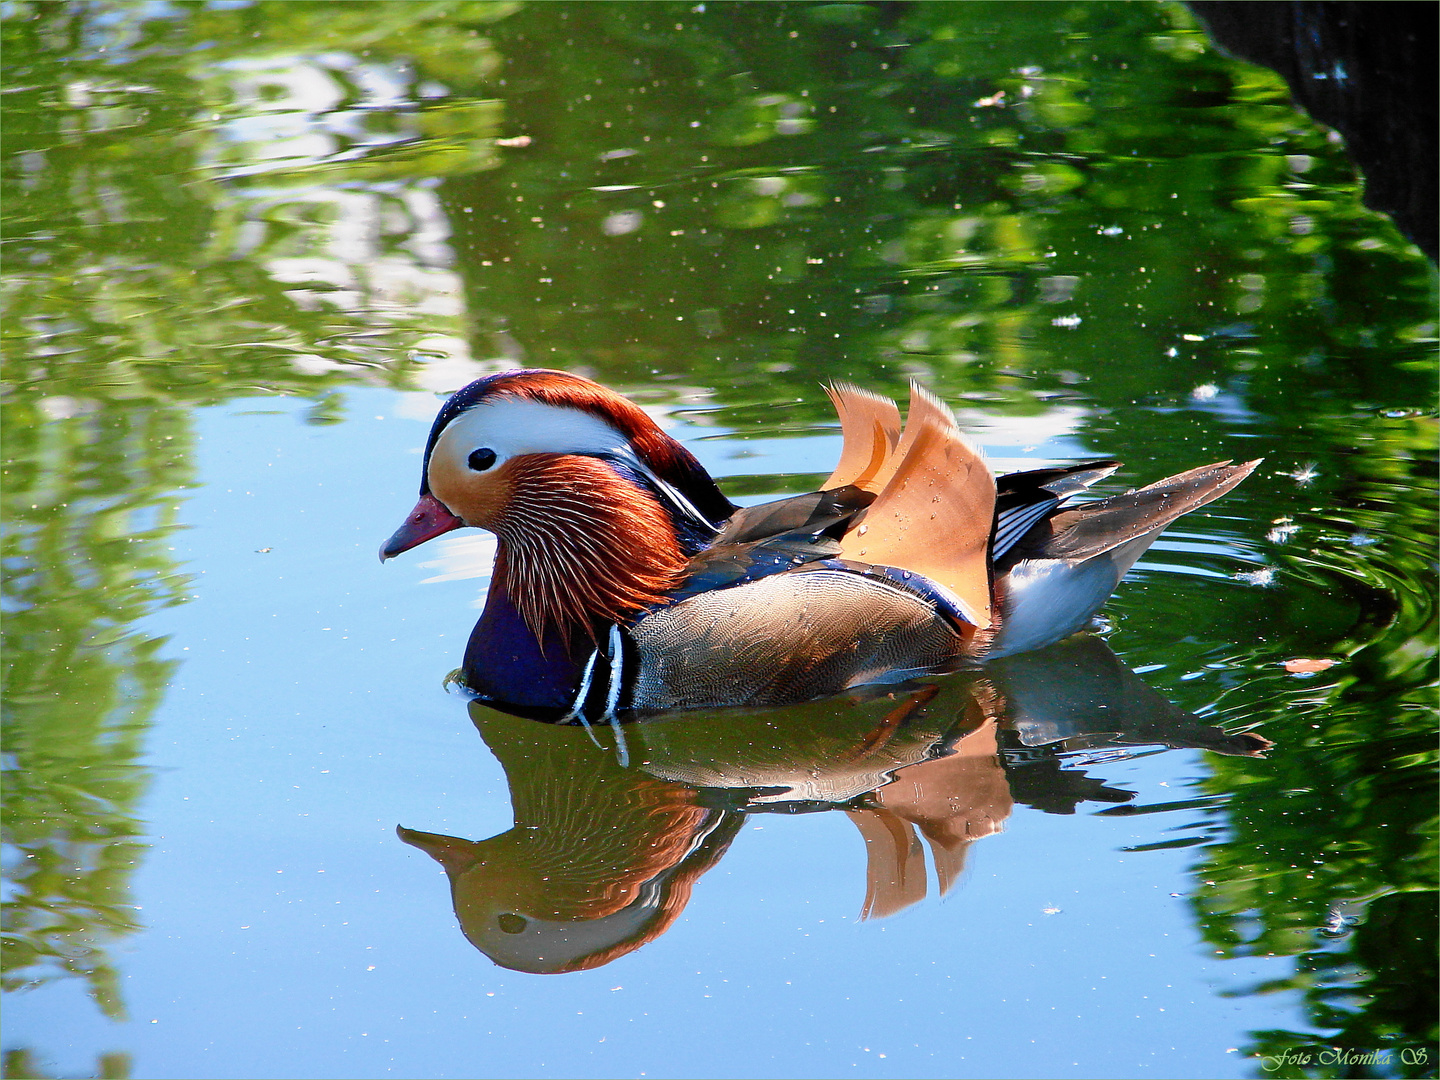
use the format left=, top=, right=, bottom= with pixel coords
left=998, top=458, right=1262, bottom=571
left=988, top=459, right=1261, bottom=658
left=840, top=384, right=996, bottom=629
left=822, top=382, right=902, bottom=492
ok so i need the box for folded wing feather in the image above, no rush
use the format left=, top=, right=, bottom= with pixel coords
left=822, top=382, right=902, bottom=492
left=839, top=385, right=996, bottom=628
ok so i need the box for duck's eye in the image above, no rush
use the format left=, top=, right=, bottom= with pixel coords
left=497, top=913, right=527, bottom=935
left=467, top=448, right=497, bottom=472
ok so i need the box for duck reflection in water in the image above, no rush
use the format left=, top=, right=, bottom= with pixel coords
left=399, top=636, right=1270, bottom=973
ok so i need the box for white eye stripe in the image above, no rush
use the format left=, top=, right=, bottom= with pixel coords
left=430, top=399, right=720, bottom=534
left=429, top=399, right=634, bottom=496
left=439, top=400, right=628, bottom=463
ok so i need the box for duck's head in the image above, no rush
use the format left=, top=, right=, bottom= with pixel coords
left=381, top=369, right=732, bottom=637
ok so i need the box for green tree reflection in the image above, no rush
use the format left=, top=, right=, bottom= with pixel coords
left=2, top=0, right=500, bottom=1017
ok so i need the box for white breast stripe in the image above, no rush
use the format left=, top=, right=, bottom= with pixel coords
left=561, top=647, right=606, bottom=747
left=604, top=624, right=630, bottom=767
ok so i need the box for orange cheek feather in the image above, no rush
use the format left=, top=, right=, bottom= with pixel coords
left=489, top=454, right=688, bottom=641
left=428, top=454, right=514, bottom=530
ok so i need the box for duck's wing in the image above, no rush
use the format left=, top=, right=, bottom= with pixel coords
left=627, top=567, right=968, bottom=709
left=704, top=381, right=903, bottom=549
left=992, top=460, right=1121, bottom=561
left=821, top=382, right=902, bottom=492
left=671, top=528, right=846, bottom=601
left=711, top=484, right=874, bottom=547
left=838, top=384, right=996, bottom=629
left=989, top=458, right=1261, bottom=657
left=681, top=484, right=877, bottom=598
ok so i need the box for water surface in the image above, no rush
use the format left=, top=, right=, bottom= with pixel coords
left=3, top=3, right=1435, bottom=1079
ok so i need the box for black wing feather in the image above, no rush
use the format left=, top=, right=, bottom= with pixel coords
left=991, top=460, right=1121, bottom=561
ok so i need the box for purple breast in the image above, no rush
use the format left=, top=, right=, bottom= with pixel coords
left=462, top=579, right=589, bottom=711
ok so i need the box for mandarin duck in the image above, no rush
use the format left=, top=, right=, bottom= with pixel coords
left=381, top=369, right=1259, bottom=722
